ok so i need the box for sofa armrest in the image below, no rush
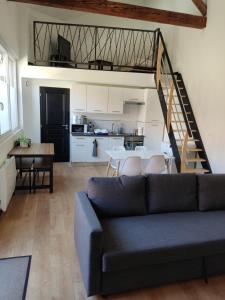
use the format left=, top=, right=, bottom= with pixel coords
left=75, top=192, right=103, bottom=297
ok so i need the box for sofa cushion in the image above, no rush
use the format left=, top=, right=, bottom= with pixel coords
left=198, top=174, right=225, bottom=211
left=87, top=176, right=147, bottom=217
left=146, top=174, right=197, bottom=213
left=101, top=211, right=225, bottom=272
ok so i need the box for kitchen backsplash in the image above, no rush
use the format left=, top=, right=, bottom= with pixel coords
left=71, top=103, right=141, bottom=134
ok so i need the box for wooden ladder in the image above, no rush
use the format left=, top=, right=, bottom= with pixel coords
left=156, top=41, right=211, bottom=173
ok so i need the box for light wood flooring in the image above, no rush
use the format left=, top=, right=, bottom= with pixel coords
left=0, top=163, right=225, bottom=300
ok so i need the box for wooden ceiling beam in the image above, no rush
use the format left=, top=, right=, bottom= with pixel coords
left=192, top=0, right=207, bottom=16
left=8, top=0, right=207, bottom=29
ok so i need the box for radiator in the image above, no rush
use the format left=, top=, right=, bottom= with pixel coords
left=0, top=157, right=17, bottom=212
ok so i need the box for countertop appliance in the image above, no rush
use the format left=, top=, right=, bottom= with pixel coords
left=124, top=135, right=144, bottom=150
left=71, top=124, right=88, bottom=134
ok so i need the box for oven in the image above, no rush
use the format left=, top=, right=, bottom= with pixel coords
left=124, top=135, right=144, bottom=150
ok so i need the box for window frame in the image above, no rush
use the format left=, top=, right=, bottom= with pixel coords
left=0, top=42, right=19, bottom=139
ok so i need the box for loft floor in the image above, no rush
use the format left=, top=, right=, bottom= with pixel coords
left=0, top=163, right=224, bottom=300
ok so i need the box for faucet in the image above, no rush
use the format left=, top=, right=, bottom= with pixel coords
left=112, top=123, right=115, bottom=133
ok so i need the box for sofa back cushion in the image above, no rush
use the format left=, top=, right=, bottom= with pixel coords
left=146, top=174, right=197, bottom=213
left=87, top=176, right=147, bottom=217
left=198, top=174, right=225, bottom=211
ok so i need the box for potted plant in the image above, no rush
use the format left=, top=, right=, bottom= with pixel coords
left=18, top=134, right=29, bottom=148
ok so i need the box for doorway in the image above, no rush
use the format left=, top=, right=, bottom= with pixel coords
left=40, top=87, right=70, bottom=162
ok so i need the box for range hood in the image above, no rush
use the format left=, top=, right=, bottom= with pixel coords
left=124, top=99, right=145, bottom=105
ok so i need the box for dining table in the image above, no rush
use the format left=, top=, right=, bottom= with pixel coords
left=8, top=143, right=55, bottom=193
left=105, top=149, right=174, bottom=175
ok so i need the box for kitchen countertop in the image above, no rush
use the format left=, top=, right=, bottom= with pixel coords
left=71, top=133, right=145, bottom=138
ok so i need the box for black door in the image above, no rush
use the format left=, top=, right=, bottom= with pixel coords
left=40, top=87, right=70, bottom=162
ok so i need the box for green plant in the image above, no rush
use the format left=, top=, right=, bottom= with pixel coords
left=18, top=134, right=29, bottom=145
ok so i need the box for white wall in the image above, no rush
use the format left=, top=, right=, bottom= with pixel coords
left=22, top=78, right=145, bottom=142
left=0, top=1, right=22, bottom=167
left=0, top=1, right=20, bottom=57
left=169, top=0, right=225, bottom=172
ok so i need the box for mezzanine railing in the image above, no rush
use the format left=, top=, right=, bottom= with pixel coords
left=33, top=21, right=157, bottom=73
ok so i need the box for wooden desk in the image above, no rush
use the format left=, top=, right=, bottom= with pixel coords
left=8, top=143, right=55, bottom=193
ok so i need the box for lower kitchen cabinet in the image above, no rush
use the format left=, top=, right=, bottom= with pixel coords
left=108, top=136, right=124, bottom=149
left=71, top=136, right=124, bottom=163
left=71, top=136, right=93, bottom=162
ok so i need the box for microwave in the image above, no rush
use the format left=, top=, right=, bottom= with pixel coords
left=71, top=124, right=88, bottom=134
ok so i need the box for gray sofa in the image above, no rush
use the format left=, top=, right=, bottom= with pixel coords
left=75, top=174, right=225, bottom=297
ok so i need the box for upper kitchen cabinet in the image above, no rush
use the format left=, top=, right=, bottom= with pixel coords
left=108, top=87, right=124, bottom=114
left=86, top=85, right=108, bottom=113
left=71, top=83, right=87, bottom=112
left=138, top=89, right=164, bottom=123
left=123, top=88, right=144, bottom=104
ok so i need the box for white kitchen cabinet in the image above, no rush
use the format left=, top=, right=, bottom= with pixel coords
left=142, top=89, right=164, bottom=123
left=93, top=137, right=109, bottom=162
left=70, top=84, right=86, bottom=112
left=86, top=85, right=108, bottom=113
left=71, top=136, right=111, bottom=163
left=143, top=122, right=164, bottom=151
left=123, top=88, right=144, bottom=103
left=71, top=136, right=93, bottom=162
left=108, top=87, right=124, bottom=114
left=108, top=136, right=124, bottom=150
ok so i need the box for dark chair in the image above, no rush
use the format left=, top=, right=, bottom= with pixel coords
left=15, top=158, right=34, bottom=193
left=32, top=158, right=52, bottom=193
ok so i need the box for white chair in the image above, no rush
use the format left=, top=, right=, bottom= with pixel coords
left=120, top=156, right=142, bottom=176
left=144, top=155, right=167, bottom=174
left=106, top=146, right=125, bottom=176
left=135, top=146, right=147, bottom=151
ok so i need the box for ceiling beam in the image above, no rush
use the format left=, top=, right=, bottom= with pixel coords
left=192, top=0, right=207, bottom=16
left=8, top=0, right=207, bottom=29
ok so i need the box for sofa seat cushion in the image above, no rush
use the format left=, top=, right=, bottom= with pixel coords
left=87, top=176, right=147, bottom=217
left=101, top=211, right=225, bottom=272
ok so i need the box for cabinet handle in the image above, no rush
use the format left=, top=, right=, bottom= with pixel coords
left=76, top=144, right=85, bottom=147
left=92, top=109, right=102, bottom=112
left=74, top=109, right=84, bottom=111
left=112, top=110, right=120, bottom=113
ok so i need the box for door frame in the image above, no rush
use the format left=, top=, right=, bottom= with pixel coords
left=40, top=86, right=70, bottom=162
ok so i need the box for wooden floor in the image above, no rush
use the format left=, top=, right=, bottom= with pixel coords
left=0, top=163, right=225, bottom=300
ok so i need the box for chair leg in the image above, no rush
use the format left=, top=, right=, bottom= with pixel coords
left=29, top=170, right=31, bottom=194
left=106, top=158, right=112, bottom=177
left=115, top=161, right=120, bottom=177
left=33, top=170, right=36, bottom=194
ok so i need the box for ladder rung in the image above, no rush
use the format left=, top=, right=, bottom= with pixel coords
left=181, top=168, right=210, bottom=174
left=173, top=129, right=186, bottom=132
left=176, top=139, right=199, bottom=142
left=171, top=120, right=194, bottom=124
left=173, top=111, right=191, bottom=115
left=185, top=158, right=206, bottom=163
left=186, top=148, right=203, bottom=152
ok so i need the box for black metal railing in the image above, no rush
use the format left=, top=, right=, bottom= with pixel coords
left=33, top=21, right=157, bottom=72
left=155, top=30, right=211, bottom=173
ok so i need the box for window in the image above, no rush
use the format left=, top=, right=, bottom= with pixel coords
left=0, top=43, right=18, bottom=136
